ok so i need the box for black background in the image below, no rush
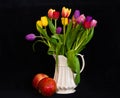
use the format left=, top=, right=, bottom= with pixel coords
left=0, top=0, right=120, bottom=98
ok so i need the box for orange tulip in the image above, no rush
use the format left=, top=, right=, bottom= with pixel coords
left=48, top=9, right=55, bottom=19
left=61, top=6, right=71, bottom=18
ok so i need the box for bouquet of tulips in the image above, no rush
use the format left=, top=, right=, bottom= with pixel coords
left=25, top=6, right=97, bottom=84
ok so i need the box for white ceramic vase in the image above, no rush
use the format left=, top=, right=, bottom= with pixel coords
left=53, top=54, right=85, bottom=94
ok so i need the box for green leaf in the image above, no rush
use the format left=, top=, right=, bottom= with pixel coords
left=74, top=74, right=80, bottom=85
left=66, top=24, right=82, bottom=50
left=48, top=18, right=56, bottom=34
left=56, top=42, right=62, bottom=55
left=84, top=28, right=94, bottom=45
left=65, top=21, right=73, bottom=43
left=48, top=34, right=64, bottom=55
left=52, top=34, right=64, bottom=55
left=67, top=50, right=80, bottom=73
left=50, top=37, right=58, bottom=46
left=67, top=50, right=81, bottom=85
left=47, top=37, right=58, bottom=55
left=51, top=34, right=62, bottom=42
left=75, top=28, right=94, bottom=53
left=48, top=46, right=55, bottom=55
left=36, top=24, right=49, bottom=39
left=66, top=21, right=73, bottom=35
left=72, top=29, right=84, bottom=50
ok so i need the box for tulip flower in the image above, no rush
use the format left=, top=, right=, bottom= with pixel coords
left=61, top=17, right=68, bottom=26
left=41, top=16, right=48, bottom=27
left=74, top=10, right=80, bottom=19
left=56, top=27, right=62, bottom=34
left=86, top=16, right=92, bottom=22
left=48, top=9, right=55, bottom=19
left=25, top=33, right=36, bottom=41
left=83, top=21, right=91, bottom=29
left=53, top=11, right=60, bottom=19
left=36, top=20, right=43, bottom=28
left=61, top=6, right=71, bottom=18
left=76, top=14, right=85, bottom=24
left=72, top=16, right=76, bottom=23
left=83, top=16, right=93, bottom=29
left=90, top=19, right=97, bottom=27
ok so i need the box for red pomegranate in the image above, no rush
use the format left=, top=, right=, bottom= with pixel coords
left=32, top=73, right=48, bottom=89
left=38, top=77, right=57, bottom=96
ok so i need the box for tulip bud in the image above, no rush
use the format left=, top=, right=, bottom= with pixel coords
left=90, top=19, right=97, bottom=27
left=53, top=11, right=60, bottom=19
left=25, top=33, right=36, bottom=41
left=76, top=14, right=85, bottom=24
left=48, top=9, right=55, bottom=19
left=36, top=20, right=42, bottom=28
left=41, top=16, right=48, bottom=27
left=86, top=16, right=92, bottom=22
left=72, top=16, right=76, bottom=23
left=61, top=17, right=68, bottom=26
left=61, top=6, right=71, bottom=18
left=56, top=27, right=62, bottom=34
left=74, top=10, right=80, bottom=19
left=83, top=21, right=91, bottom=29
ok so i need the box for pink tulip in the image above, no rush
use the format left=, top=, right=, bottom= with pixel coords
left=76, top=14, right=85, bottom=24
left=90, top=19, right=97, bottom=27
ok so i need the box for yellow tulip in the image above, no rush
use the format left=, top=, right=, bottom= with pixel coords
left=41, top=16, right=48, bottom=27
left=61, top=17, right=68, bottom=26
left=36, top=20, right=42, bottom=28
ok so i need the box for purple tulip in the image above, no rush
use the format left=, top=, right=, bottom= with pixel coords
left=86, top=16, right=92, bottom=22
left=56, top=27, right=62, bottom=34
left=25, top=33, right=36, bottom=41
left=74, top=10, right=80, bottom=19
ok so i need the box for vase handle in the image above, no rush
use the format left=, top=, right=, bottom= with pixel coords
left=78, top=54, right=85, bottom=73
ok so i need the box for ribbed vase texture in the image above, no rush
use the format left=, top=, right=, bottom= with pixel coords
left=53, top=55, right=76, bottom=94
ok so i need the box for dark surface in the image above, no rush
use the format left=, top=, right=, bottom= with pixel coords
left=0, top=0, right=120, bottom=98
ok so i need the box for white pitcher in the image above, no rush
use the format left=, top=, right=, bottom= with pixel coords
left=53, top=54, right=85, bottom=94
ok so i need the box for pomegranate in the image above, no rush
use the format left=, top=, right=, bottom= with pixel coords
left=38, top=77, right=57, bottom=96
left=32, top=73, right=48, bottom=89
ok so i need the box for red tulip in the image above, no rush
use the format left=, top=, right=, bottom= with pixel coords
left=83, top=21, right=91, bottom=29
left=53, top=11, right=60, bottom=19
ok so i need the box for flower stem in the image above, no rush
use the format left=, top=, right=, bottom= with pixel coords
left=63, top=24, right=66, bottom=55
left=63, top=25, right=66, bottom=44
left=55, top=19, right=57, bottom=29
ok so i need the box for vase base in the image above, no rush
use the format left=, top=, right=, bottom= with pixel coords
left=56, top=89, right=76, bottom=94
